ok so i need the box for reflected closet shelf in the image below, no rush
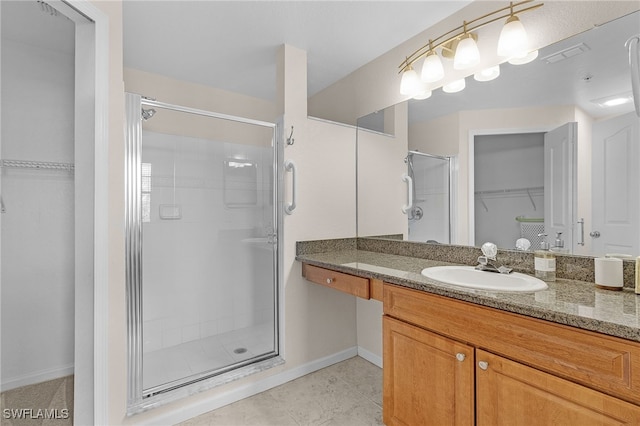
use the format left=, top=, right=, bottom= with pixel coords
left=0, top=159, right=75, bottom=172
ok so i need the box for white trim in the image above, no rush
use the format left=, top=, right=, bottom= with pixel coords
left=357, top=347, right=382, bottom=368
left=64, top=1, right=110, bottom=425
left=136, top=347, right=358, bottom=426
left=1, top=364, right=75, bottom=392
left=467, top=126, right=552, bottom=246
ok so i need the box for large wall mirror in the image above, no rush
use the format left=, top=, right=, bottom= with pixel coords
left=357, top=9, right=640, bottom=258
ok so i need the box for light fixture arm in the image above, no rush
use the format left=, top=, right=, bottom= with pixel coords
left=399, top=0, right=543, bottom=72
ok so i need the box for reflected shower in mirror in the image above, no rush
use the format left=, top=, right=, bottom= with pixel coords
left=357, top=10, right=640, bottom=257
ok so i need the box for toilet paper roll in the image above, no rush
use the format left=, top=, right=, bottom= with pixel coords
left=594, top=257, right=623, bottom=290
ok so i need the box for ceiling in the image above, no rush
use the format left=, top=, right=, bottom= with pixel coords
left=122, top=1, right=471, bottom=102
left=2, top=1, right=638, bottom=121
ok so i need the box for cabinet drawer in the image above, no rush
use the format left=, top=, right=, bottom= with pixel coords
left=384, top=283, right=640, bottom=405
left=302, top=264, right=370, bottom=299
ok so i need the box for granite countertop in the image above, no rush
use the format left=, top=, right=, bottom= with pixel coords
left=296, top=249, right=640, bottom=343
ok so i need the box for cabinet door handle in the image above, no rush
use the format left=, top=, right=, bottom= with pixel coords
left=326, top=278, right=334, bottom=284
left=456, top=353, right=466, bottom=362
left=478, top=361, right=489, bottom=370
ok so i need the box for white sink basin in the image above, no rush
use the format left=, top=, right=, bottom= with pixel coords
left=421, top=266, right=548, bottom=292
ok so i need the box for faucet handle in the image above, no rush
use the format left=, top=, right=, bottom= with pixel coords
left=481, top=242, right=498, bottom=260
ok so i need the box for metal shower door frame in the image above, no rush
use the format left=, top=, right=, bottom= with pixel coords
left=124, top=92, right=281, bottom=412
left=407, top=150, right=456, bottom=244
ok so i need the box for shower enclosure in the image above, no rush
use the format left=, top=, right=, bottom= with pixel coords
left=405, top=151, right=454, bottom=244
left=125, top=93, right=280, bottom=408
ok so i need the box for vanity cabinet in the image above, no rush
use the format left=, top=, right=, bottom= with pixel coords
left=383, top=284, right=640, bottom=425
left=301, top=263, right=383, bottom=301
left=383, top=316, right=474, bottom=425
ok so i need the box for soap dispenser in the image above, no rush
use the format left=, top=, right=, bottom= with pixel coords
left=554, top=232, right=564, bottom=249
left=535, top=233, right=556, bottom=281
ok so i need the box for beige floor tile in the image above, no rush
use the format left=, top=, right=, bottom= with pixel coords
left=183, top=392, right=298, bottom=426
left=176, top=356, right=383, bottom=426
left=0, top=376, right=73, bottom=426
left=323, top=357, right=383, bottom=407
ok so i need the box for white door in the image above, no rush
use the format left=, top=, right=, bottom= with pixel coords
left=544, top=123, right=577, bottom=251
left=591, top=112, right=640, bottom=256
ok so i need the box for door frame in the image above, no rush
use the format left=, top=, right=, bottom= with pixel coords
left=406, top=150, right=457, bottom=245
left=54, top=1, right=110, bottom=424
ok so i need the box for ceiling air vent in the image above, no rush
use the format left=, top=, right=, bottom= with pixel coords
left=541, top=43, right=591, bottom=64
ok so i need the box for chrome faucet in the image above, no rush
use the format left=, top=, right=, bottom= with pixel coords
left=475, top=242, right=513, bottom=274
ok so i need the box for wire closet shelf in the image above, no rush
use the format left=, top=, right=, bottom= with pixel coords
left=0, top=159, right=75, bottom=172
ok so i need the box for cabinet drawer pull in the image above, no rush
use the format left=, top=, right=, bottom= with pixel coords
left=456, top=353, right=466, bottom=362
left=326, top=278, right=333, bottom=284
left=478, top=361, right=489, bottom=370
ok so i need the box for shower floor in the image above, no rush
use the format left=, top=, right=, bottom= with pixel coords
left=143, top=323, right=275, bottom=390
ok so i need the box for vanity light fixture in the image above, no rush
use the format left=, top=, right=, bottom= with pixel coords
left=474, top=65, right=501, bottom=82
left=398, top=0, right=543, bottom=98
left=443, top=78, right=466, bottom=93
left=413, top=88, right=433, bottom=100
left=399, top=64, right=422, bottom=96
left=508, top=49, right=539, bottom=65
left=454, top=29, right=481, bottom=70
left=497, top=12, right=529, bottom=58
left=421, top=49, right=445, bottom=83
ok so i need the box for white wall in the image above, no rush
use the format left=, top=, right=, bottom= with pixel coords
left=0, top=34, right=75, bottom=389
left=357, top=102, right=408, bottom=238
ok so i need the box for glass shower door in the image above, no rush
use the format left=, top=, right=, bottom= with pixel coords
left=126, top=94, right=279, bottom=403
left=406, top=152, right=452, bottom=244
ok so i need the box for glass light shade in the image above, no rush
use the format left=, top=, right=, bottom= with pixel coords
left=497, top=15, right=528, bottom=58
left=442, top=78, right=466, bottom=93
left=421, top=52, right=444, bottom=83
left=454, top=35, right=480, bottom=70
left=474, top=65, right=500, bottom=82
left=508, top=49, right=539, bottom=65
left=400, top=66, right=421, bottom=96
left=413, top=89, right=433, bottom=100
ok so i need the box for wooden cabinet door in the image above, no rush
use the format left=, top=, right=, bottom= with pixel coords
left=476, top=349, right=640, bottom=425
left=383, top=316, right=474, bottom=426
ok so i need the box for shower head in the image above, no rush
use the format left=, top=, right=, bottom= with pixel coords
left=141, top=108, right=156, bottom=121
left=37, top=1, right=58, bottom=17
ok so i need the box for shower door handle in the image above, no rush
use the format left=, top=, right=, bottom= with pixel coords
left=402, top=174, right=413, bottom=214
left=284, top=160, right=297, bottom=215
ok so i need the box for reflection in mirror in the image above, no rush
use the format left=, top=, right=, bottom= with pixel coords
left=357, top=10, right=640, bottom=257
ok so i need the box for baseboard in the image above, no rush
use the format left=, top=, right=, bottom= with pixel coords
left=357, top=346, right=383, bottom=368
left=142, top=346, right=359, bottom=426
left=1, top=364, right=75, bottom=392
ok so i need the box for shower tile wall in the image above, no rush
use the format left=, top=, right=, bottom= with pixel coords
left=141, top=131, right=274, bottom=355
left=408, top=157, right=449, bottom=244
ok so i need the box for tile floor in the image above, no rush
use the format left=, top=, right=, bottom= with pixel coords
left=0, top=356, right=382, bottom=426
left=144, top=323, right=276, bottom=389
left=178, top=356, right=384, bottom=426
left=0, top=375, right=74, bottom=426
